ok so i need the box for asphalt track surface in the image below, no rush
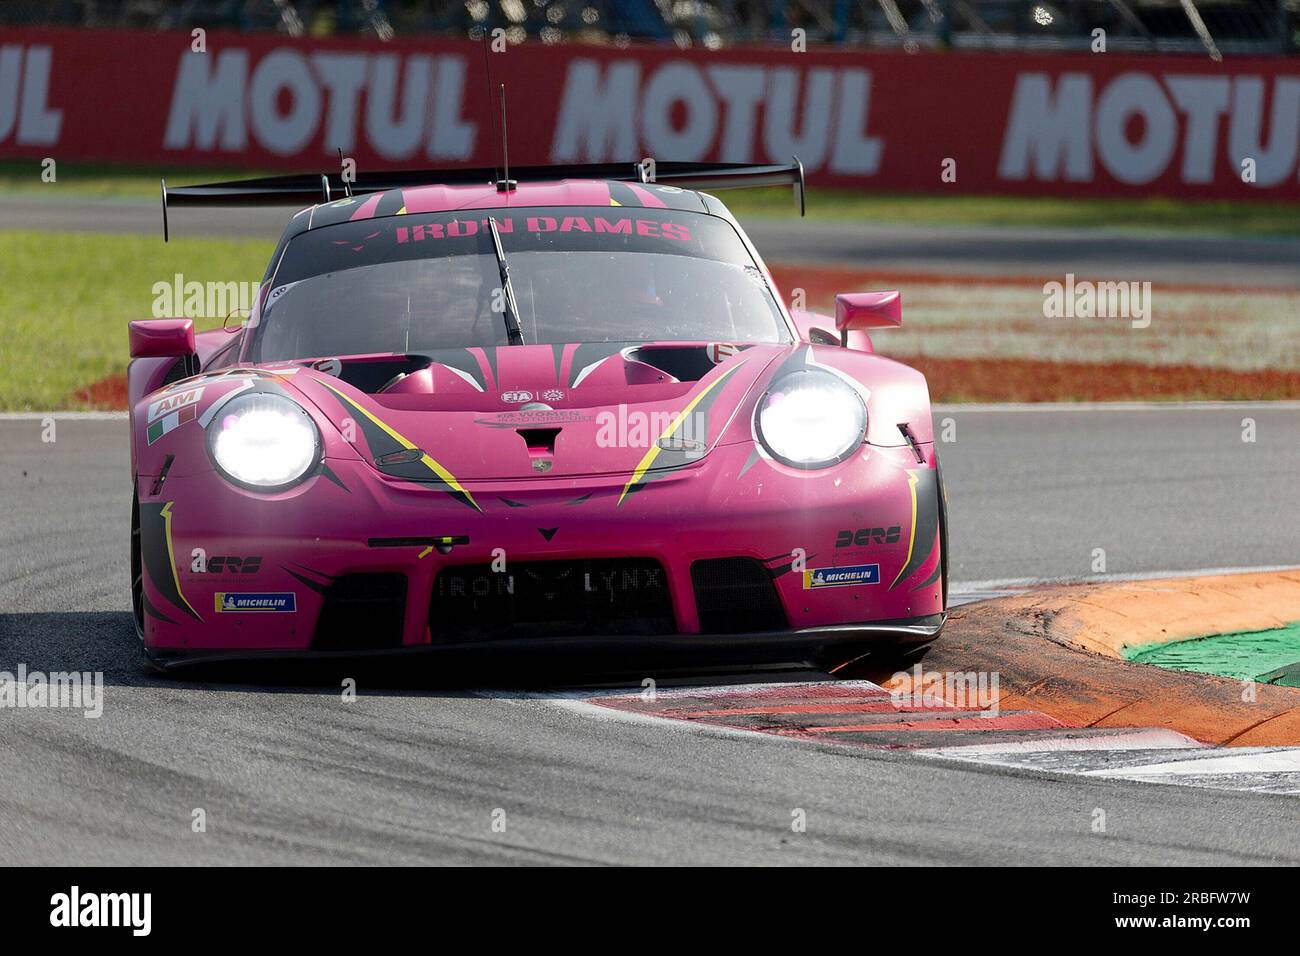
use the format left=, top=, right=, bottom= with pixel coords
left=4, top=194, right=1300, bottom=289
left=2, top=406, right=1298, bottom=865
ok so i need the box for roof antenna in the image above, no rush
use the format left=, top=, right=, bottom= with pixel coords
left=496, top=84, right=516, bottom=192
left=480, top=21, right=502, bottom=187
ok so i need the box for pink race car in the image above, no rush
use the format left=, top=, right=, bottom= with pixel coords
left=129, top=162, right=946, bottom=671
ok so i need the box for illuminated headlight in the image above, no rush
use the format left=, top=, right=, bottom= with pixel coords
left=207, top=393, right=320, bottom=490
left=755, top=368, right=867, bottom=469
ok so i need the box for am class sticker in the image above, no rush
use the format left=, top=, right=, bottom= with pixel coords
left=147, top=386, right=203, bottom=423
left=803, top=564, right=881, bottom=589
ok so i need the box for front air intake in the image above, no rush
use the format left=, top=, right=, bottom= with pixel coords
left=312, top=573, right=408, bottom=650
left=691, top=558, right=788, bottom=634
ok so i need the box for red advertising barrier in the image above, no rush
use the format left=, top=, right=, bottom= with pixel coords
left=1, top=27, right=1297, bottom=199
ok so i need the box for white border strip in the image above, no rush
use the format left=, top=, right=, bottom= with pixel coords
left=951, top=564, right=1300, bottom=594
left=1088, top=747, right=1300, bottom=778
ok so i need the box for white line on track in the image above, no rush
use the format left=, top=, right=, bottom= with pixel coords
left=923, top=729, right=1205, bottom=756
left=950, top=564, right=1300, bottom=597
left=546, top=696, right=788, bottom=742
left=1088, top=747, right=1300, bottom=778
left=923, top=743, right=1300, bottom=795
left=475, top=686, right=818, bottom=743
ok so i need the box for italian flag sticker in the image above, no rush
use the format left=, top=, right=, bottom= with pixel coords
left=146, top=403, right=197, bottom=444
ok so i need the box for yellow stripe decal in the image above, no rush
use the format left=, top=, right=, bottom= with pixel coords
left=617, top=361, right=745, bottom=506
left=160, top=501, right=202, bottom=621
left=319, top=380, right=481, bottom=512
left=890, top=471, right=920, bottom=588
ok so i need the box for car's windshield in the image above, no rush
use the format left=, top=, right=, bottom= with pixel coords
left=248, top=205, right=790, bottom=362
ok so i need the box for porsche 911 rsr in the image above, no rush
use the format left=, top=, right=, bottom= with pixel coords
left=129, top=162, right=947, bottom=670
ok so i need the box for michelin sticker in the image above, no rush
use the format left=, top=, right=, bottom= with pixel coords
left=803, top=564, right=880, bottom=589
left=214, top=592, right=297, bottom=613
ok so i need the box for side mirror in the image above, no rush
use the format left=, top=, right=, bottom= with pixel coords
left=834, top=291, right=901, bottom=345
left=129, top=318, right=197, bottom=360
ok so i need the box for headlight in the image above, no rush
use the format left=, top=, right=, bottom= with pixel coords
left=755, top=368, right=866, bottom=469
left=207, top=392, right=321, bottom=490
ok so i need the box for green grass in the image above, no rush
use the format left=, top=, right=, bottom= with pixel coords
left=1125, top=623, right=1300, bottom=686
left=0, top=231, right=272, bottom=410
left=4, top=161, right=1298, bottom=237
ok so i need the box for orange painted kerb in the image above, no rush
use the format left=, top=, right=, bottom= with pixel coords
left=877, top=571, right=1300, bottom=747
left=1009, top=569, right=1300, bottom=659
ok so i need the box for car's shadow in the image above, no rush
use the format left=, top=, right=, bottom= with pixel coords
left=0, top=611, right=919, bottom=696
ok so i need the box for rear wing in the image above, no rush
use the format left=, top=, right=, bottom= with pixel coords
left=160, top=159, right=805, bottom=240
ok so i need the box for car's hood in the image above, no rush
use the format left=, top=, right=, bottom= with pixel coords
left=278, top=342, right=787, bottom=482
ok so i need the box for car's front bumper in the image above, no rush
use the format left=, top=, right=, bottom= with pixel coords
left=137, top=441, right=944, bottom=657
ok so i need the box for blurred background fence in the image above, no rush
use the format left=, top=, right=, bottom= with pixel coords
left=2, top=1, right=1297, bottom=54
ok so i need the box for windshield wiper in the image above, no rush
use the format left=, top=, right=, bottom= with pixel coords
left=487, top=216, right=525, bottom=346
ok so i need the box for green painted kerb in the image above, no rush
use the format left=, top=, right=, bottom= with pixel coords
left=1125, top=622, right=1300, bottom=687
